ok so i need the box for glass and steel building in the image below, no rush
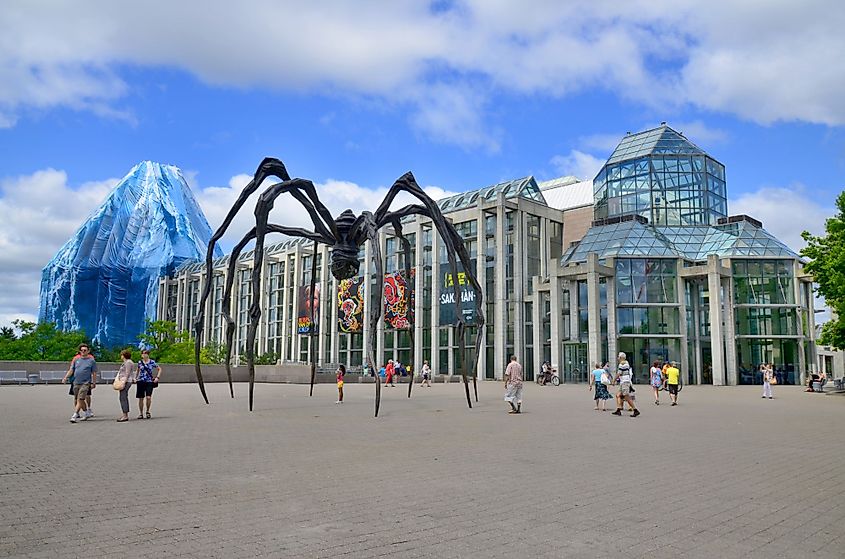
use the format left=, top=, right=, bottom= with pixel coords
left=160, top=124, right=816, bottom=385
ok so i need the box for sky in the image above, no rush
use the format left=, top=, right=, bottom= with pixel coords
left=0, top=0, right=843, bottom=327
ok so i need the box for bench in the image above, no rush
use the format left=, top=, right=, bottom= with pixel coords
left=99, top=370, right=117, bottom=383
left=39, top=371, right=67, bottom=384
left=0, top=371, right=28, bottom=385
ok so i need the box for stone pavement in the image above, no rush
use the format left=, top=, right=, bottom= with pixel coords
left=1, top=381, right=843, bottom=558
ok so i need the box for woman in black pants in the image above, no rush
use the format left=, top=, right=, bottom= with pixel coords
left=115, top=349, right=136, bottom=422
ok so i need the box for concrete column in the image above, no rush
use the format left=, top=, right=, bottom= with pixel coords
left=707, top=254, right=726, bottom=385
left=569, top=281, right=578, bottom=342
left=257, top=252, right=271, bottom=356
left=475, top=209, right=486, bottom=378
left=431, top=227, right=441, bottom=375
left=513, top=208, right=524, bottom=363
left=691, top=281, right=702, bottom=385
left=279, top=256, right=290, bottom=362
left=549, top=271, right=561, bottom=373
left=586, top=253, right=602, bottom=370
left=413, top=221, right=424, bottom=374
left=676, top=262, right=690, bottom=385
left=532, top=277, right=542, bottom=376
left=292, top=246, right=303, bottom=361
left=362, top=240, right=372, bottom=368
left=722, top=271, right=738, bottom=385
left=494, top=197, right=507, bottom=379
left=376, top=230, right=386, bottom=367
left=606, top=262, right=617, bottom=367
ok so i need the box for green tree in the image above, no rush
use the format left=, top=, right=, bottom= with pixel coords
left=138, top=319, right=202, bottom=363
left=802, top=191, right=845, bottom=349
left=0, top=321, right=87, bottom=361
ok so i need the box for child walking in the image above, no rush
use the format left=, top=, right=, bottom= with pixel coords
left=336, top=364, right=346, bottom=404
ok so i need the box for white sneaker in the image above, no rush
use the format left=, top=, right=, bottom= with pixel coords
left=84, top=410, right=93, bottom=418
left=335, top=400, right=342, bottom=404
left=80, top=413, right=88, bottom=421
left=70, top=414, right=78, bottom=423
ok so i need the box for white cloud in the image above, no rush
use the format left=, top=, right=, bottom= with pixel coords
left=550, top=150, right=604, bottom=181
left=3, top=1, right=845, bottom=147
left=0, top=169, right=118, bottom=325
left=729, top=184, right=835, bottom=254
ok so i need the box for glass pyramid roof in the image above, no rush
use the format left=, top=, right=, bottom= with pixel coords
left=562, top=218, right=800, bottom=265
left=606, top=125, right=707, bottom=165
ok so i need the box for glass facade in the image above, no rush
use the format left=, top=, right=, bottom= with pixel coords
left=594, top=126, right=727, bottom=226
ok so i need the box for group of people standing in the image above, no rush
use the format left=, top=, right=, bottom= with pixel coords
left=586, top=353, right=683, bottom=417
left=61, top=343, right=162, bottom=423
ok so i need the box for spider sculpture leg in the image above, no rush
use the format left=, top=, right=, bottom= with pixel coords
left=217, top=225, right=325, bottom=400
left=390, top=218, right=415, bottom=399
left=194, top=157, right=292, bottom=403
left=308, top=240, right=318, bottom=398
left=248, top=179, right=336, bottom=411
left=373, top=175, right=486, bottom=408
left=356, top=212, right=385, bottom=417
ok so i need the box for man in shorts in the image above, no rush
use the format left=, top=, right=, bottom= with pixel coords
left=62, top=344, right=97, bottom=423
left=612, top=352, right=640, bottom=417
left=665, top=361, right=681, bottom=406
left=504, top=355, right=524, bottom=414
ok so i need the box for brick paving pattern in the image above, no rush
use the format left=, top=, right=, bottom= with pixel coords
left=1, top=381, right=843, bottom=558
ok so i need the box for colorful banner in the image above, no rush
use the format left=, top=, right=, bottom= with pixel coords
left=297, top=282, right=321, bottom=334
left=337, top=277, right=364, bottom=333
left=384, top=269, right=415, bottom=329
left=439, top=263, right=478, bottom=326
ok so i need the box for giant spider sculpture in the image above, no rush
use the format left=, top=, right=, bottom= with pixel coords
left=193, top=157, right=485, bottom=417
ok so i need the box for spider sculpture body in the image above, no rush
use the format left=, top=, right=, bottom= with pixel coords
left=193, top=157, right=484, bottom=416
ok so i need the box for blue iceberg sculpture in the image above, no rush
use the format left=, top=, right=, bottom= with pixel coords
left=39, top=161, right=221, bottom=347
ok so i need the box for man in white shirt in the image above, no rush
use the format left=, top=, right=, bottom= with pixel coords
left=612, top=352, right=640, bottom=417
left=503, top=355, right=524, bottom=414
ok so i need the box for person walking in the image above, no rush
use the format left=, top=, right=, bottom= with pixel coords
left=66, top=350, right=95, bottom=416
left=136, top=349, right=161, bottom=419
left=612, top=352, right=640, bottom=417
left=650, top=360, right=664, bottom=405
left=335, top=364, right=345, bottom=403
left=62, top=344, right=97, bottom=423
left=420, top=360, right=432, bottom=387
left=384, top=359, right=396, bottom=387
left=762, top=363, right=774, bottom=399
left=589, top=362, right=612, bottom=411
left=114, top=349, right=136, bottom=422
left=503, top=355, right=524, bottom=414
left=665, top=361, right=681, bottom=406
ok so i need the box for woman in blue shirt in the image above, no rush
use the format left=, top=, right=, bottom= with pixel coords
left=136, top=349, right=161, bottom=419
left=589, top=362, right=612, bottom=411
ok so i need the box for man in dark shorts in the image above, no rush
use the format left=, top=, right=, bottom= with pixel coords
left=62, top=344, right=97, bottom=423
left=665, top=362, right=681, bottom=406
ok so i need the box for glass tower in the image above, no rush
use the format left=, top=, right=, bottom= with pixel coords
left=593, top=125, right=727, bottom=226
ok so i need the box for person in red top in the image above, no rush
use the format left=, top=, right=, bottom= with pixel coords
left=335, top=364, right=346, bottom=404
left=384, top=359, right=396, bottom=387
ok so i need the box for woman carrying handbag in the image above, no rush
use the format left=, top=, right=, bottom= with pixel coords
left=114, top=349, right=136, bottom=422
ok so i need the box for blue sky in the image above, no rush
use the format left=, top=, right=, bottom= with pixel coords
left=0, top=0, right=843, bottom=325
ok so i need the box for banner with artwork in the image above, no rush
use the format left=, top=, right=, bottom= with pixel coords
left=438, top=263, right=478, bottom=325
left=337, top=277, right=364, bottom=333
left=384, top=269, right=415, bottom=329
left=297, top=283, right=321, bottom=334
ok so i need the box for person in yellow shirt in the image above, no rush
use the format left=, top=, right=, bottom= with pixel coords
left=665, top=362, right=681, bottom=406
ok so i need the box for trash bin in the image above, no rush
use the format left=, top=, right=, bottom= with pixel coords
left=27, top=373, right=40, bottom=385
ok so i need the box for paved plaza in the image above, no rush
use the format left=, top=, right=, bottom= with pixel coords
left=1, top=380, right=843, bottom=558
